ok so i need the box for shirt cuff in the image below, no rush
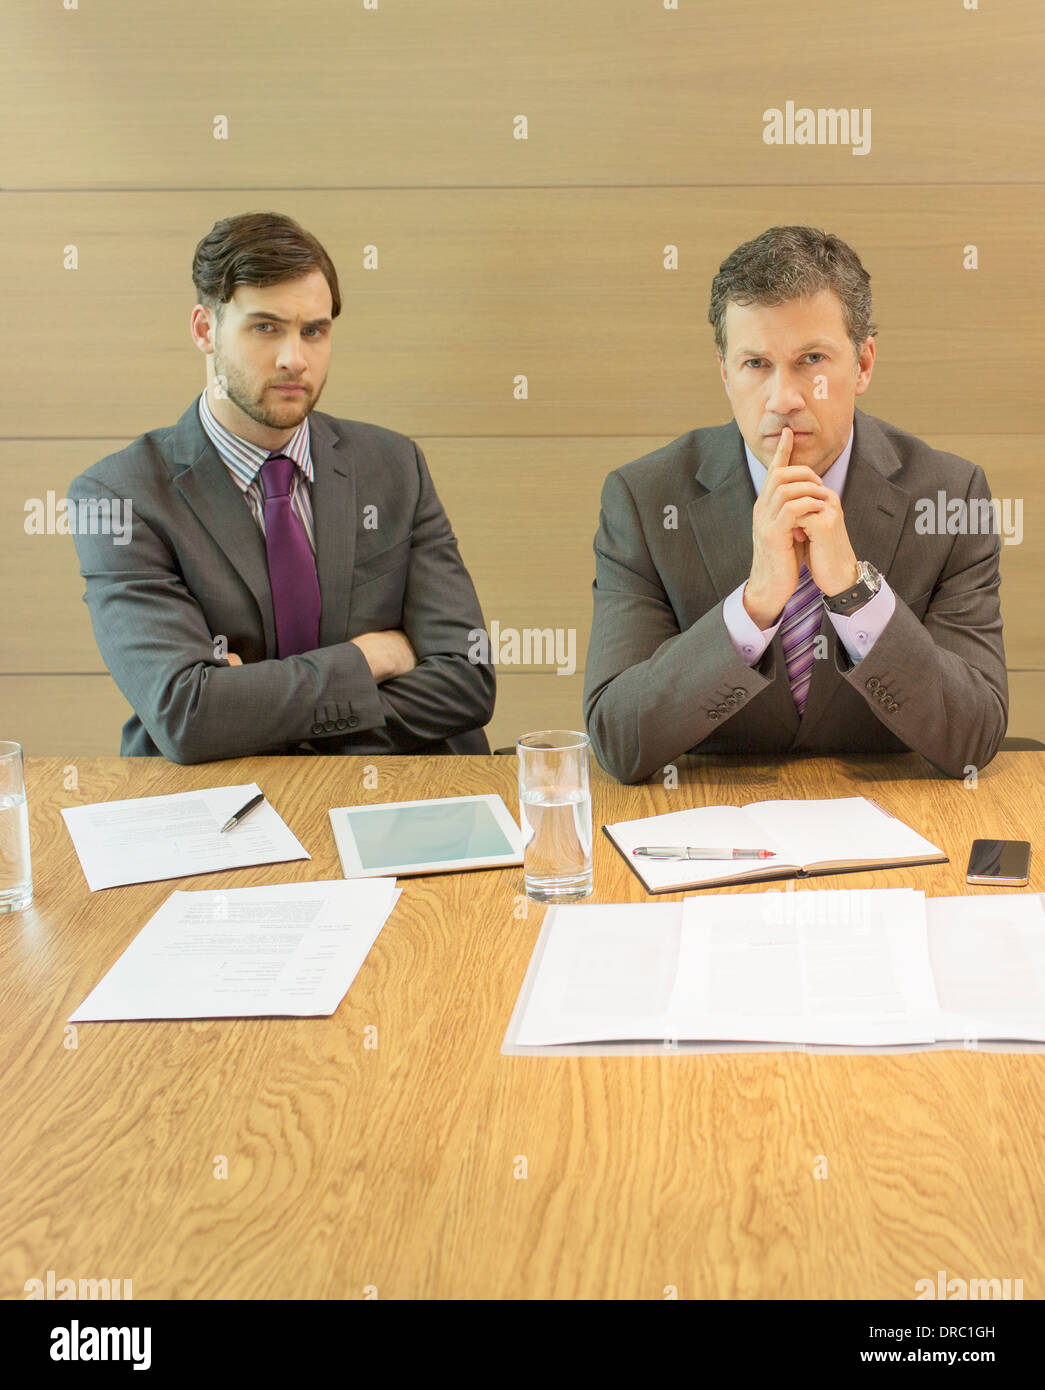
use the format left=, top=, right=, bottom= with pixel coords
left=826, top=579, right=896, bottom=662
left=723, top=582, right=783, bottom=665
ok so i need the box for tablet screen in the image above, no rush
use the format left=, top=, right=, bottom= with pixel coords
left=344, top=799, right=517, bottom=871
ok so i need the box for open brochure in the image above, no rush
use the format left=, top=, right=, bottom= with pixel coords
left=504, top=890, right=1045, bottom=1051
left=603, top=796, right=946, bottom=892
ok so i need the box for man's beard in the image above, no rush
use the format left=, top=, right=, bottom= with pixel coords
left=213, top=353, right=325, bottom=430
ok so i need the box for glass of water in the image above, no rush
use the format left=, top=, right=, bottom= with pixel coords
left=516, top=730, right=593, bottom=902
left=0, top=742, right=33, bottom=913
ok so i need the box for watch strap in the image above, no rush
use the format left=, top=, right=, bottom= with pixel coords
left=823, top=562, right=881, bottom=615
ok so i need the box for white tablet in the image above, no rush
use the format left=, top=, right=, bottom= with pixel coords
left=329, top=794, right=525, bottom=878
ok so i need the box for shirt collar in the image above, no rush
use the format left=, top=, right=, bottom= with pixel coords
left=197, top=388, right=314, bottom=492
left=742, top=421, right=855, bottom=496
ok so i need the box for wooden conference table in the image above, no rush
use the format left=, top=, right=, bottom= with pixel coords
left=2, top=751, right=1044, bottom=1301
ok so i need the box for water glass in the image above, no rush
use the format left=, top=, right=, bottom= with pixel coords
left=0, top=742, right=33, bottom=913
left=516, top=730, right=593, bottom=902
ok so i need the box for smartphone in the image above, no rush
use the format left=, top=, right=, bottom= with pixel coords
left=965, top=839, right=1031, bottom=887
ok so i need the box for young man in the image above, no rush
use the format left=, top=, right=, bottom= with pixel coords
left=584, top=225, right=1007, bottom=783
left=68, top=212, right=494, bottom=762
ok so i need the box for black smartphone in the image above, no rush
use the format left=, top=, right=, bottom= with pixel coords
left=965, top=838, right=1032, bottom=887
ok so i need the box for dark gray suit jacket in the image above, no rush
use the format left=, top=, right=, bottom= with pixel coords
left=583, top=409, right=1008, bottom=783
left=68, top=397, right=495, bottom=762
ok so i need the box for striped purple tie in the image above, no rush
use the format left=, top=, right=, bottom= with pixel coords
left=779, top=565, right=822, bottom=713
left=260, top=454, right=321, bottom=657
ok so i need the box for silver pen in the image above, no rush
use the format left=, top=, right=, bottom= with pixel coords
left=632, top=846, right=776, bottom=860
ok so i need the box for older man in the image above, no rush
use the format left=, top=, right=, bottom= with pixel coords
left=584, top=225, right=1007, bottom=783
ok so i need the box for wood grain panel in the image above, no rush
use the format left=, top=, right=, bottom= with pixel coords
left=0, top=675, right=135, bottom=756
left=1, top=752, right=1043, bottom=1299
left=1008, top=670, right=1045, bottom=744
left=484, top=672, right=586, bottom=753
left=8, top=1, right=1041, bottom=189
left=1, top=188, right=1041, bottom=438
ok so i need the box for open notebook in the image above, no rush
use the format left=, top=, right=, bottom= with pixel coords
left=603, top=796, right=946, bottom=892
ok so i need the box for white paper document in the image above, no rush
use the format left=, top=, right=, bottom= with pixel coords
left=512, top=889, right=939, bottom=1047
left=69, top=879, right=399, bottom=1021
left=61, top=783, right=310, bottom=890
left=668, top=889, right=940, bottom=1045
left=928, top=894, right=1045, bottom=1043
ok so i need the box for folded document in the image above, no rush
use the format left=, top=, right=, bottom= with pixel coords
left=506, top=890, right=1045, bottom=1050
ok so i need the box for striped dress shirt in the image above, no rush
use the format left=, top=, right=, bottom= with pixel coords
left=196, top=388, right=317, bottom=553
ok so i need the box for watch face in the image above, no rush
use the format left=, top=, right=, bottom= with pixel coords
left=858, top=562, right=882, bottom=592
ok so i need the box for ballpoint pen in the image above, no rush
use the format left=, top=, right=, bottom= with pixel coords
left=220, top=792, right=265, bottom=833
left=632, top=846, right=776, bottom=860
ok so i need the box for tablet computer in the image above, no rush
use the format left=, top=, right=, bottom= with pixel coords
left=329, top=794, right=525, bottom=878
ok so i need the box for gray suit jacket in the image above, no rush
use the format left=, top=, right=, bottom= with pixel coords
left=68, top=397, right=495, bottom=762
left=583, top=409, right=1008, bottom=783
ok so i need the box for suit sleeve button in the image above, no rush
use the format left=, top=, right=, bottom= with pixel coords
left=311, top=723, right=324, bottom=735
left=866, top=677, right=880, bottom=692
left=335, top=719, right=348, bottom=730
left=348, top=716, right=360, bottom=729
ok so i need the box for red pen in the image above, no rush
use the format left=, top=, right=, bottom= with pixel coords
left=632, top=846, right=776, bottom=860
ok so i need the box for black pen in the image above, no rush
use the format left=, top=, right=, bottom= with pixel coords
left=220, top=792, right=265, bottom=833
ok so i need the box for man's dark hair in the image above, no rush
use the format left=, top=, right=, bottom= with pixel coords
left=708, top=225, right=876, bottom=364
left=191, top=212, right=342, bottom=322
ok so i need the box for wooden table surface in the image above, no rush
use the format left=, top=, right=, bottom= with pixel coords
left=2, top=751, right=1043, bottom=1300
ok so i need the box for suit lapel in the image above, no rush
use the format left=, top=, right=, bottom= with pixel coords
left=685, top=422, right=756, bottom=600
left=793, top=409, right=911, bottom=746
left=168, top=400, right=278, bottom=651
left=167, top=400, right=360, bottom=655
left=834, top=410, right=910, bottom=573
left=309, top=411, right=357, bottom=646
left=686, top=421, right=800, bottom=739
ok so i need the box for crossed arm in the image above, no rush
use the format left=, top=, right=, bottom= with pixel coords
left=69, top=457, right=494, bottom=763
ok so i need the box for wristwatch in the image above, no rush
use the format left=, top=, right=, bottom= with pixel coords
left=822, top=560, right=883, bottom=615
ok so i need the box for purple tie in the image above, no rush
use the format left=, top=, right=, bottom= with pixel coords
left=779, top=565, right=822, bottom=714
left=260, top=454, right=321, bottom=657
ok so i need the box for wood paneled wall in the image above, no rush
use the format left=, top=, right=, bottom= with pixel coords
left=3, top=0, right=1042, bottom=756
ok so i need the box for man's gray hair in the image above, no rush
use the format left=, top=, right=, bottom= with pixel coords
left=709, top=225, right=877, bottom=363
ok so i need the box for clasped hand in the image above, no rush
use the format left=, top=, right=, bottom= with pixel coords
left=742, top=426, right=859, bottom=629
